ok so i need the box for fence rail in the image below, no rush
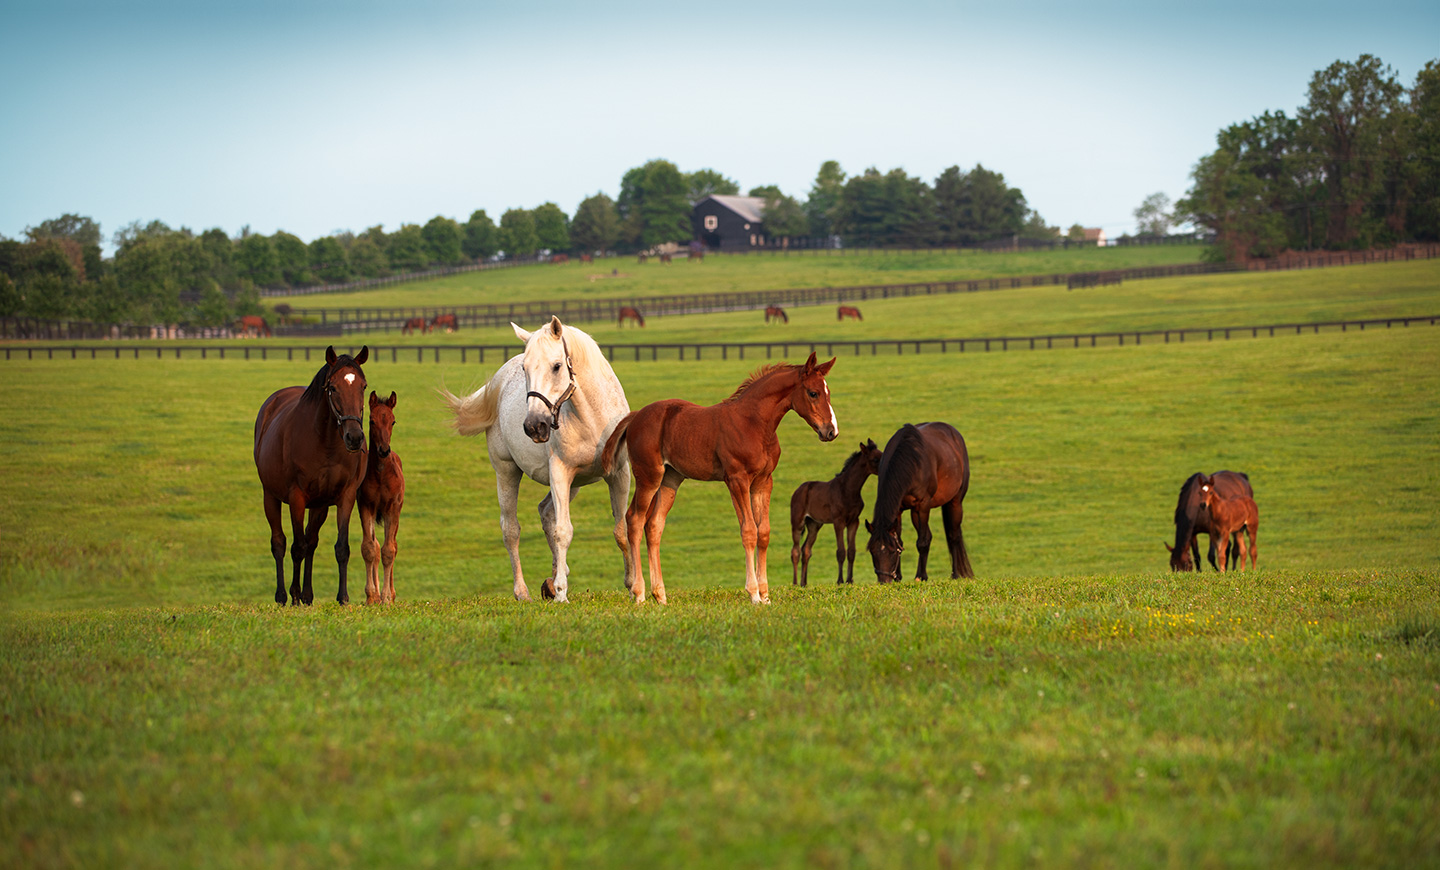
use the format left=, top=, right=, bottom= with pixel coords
left=8, top=314, right=1435, bottom=364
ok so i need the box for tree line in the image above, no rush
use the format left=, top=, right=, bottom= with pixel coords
left=1177, top=55, right=1440, bottom=260
left=0, top=158, right=1066, bottom=325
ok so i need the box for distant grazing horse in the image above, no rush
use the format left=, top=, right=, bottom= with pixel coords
left=690, top=250, right=704, bottom=262
left=430, top=313, right=458, bottom=333
left=659, top=252, right=672, bottom=264
left=401, top=317, right=429, bottom=335
left=618, top=306, right=645, bottom=327
left=238, top=315, right=271, bottom=337
left=765, top=305, right=789, bottom=324
left=637, top=253, right=648, bottom=264
left=254, top=346, right=370, bottom=606
left=1200, top=476, right=1258, bottom=572
left=790, top=439, right=882, bottom=586
left=838, top=305, right=863, bottom=321
left=441, top=317, right=633, bottom=602
left=602, top=352, right=838, bottom=604
left=865, top=422, right=972, bottom=583
left=580, top=254, right=594, bottom=265
left=273, top=304, right=294, bottom=325
left=1166, top=471, right=1253, bottom=571
left=551, top=254, right=570, bottom=264
left=359, top=390, right=404, bottom=604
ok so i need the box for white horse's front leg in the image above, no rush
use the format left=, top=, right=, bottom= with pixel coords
left=606, top=454, right=636, bottom=596
left=546, top=456, right=578, bottom=603
left=494, top=460, right=530, bottom=601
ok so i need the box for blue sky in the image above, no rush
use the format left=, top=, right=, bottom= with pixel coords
left=2, top=1, right=1436, bottom=250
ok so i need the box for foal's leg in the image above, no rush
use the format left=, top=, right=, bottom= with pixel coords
left=380, top=511, right=399, bottom=603
left=264, top=493, right=287, bottom=605
left=1214, top=531, right=1229, bottom=574
left=844, top=520, right=860, bottom=584
left=725, top=477, right=761, bottom=603
left=494, top=460, right=531, bottom=602
left=624, top=467, right=664, bottom=604
left=543, top=456, right=579, bottom=603
left=798, top=520, right=820, bottom=587
left=359, top=503, right=381, bottom=604
left=831, top=522, right=847, bottom=585
left=1247, top=520, right=1258, bottom=570
left=751, top=475, right=774, bottom=602
left=911, top=508, right=933, bottom=581
left=642, top=467, right=685, bottom=605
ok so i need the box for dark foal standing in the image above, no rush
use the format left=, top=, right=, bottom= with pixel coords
left=864, top=422, right=972, bottom=583
left=359, top=391, right=405, bottom=604
left=1166, top=470, right=1253, bottom=571
left=790, top=439, right=881, bottom=586
left=254, top=346, right=370, bottom=605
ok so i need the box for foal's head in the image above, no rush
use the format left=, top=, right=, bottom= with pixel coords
left=789, top=351, right=838, bottom=442
left=514, top=316, right=574, bottom=443
left=368, top=391, right=397, bottom=458
left=858, top=438, right=881, bottom=476
left=321, top=345, right=369, bottom=452
left=864, top=518, right=903, bottom=583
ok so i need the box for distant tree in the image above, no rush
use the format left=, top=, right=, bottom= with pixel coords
left=309, top=235, right=351, bottom=283
left=386, top=224, right=429, bottom=270
left=834, top=167, right=935, bottom=246
left=570, top=193, right=621, bottom=253
left=462, top=210, right=499, bottom=260
left=499, top=209, right=539, bottom=258
left=422, top=216, right=465, bottom=265
left=1409, top=61, right=1440, bottom=241
left=195, top=281, right=231, bottom=327
left=198, top=228, right=237, bottom=288
left=806, top=160, right=846, bottom=237
left=112, top=219, right=175, bottom=254
left=0, top=272, right=19, bottom=317
left=532, top=202, right=571, bottom=252
left=358, top=225, right=389, bottom=252
left=1066, top=224, right=1086, bottom=241
left=1133, top=192, right=1173, bottom=236
left=617, top=159, right=693, bottom=247
left=236, top=234, right=282, bottom=287
left=1019, top=210, right=1059, bottom=242
left=348, top=236, right=388, bottom=277
left=25, top=213, right=102, bottom=280
left=748, top=185, right=807, bottom=239
left=113, top=238, right=181, bottom=323
left=685, top=168, right=740, bottom=202
left=271, top=231, right=315, bottom=286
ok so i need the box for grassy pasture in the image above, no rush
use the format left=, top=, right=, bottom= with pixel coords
left=2, top=262, right=1438, bottom=866
left=268, top=244, right=1208, bottom=309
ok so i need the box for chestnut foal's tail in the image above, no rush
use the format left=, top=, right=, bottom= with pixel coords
left=601, top=412, right=636, bottom=475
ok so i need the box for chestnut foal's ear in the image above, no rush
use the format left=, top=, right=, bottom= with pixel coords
left=386, top=391, right=397, bottom=407
left=549, top=315, right=563, bottom=337
left=369, top=391, right=379, bottom=407
left=512, top=322, right=532, bottom=343
left=803, top=350, right=818, bottom=371
left=325, top=345, right=338, bottom=366
left=354, top=345, right=369, bottom=365
left=815, top=356, right=836, bottom=376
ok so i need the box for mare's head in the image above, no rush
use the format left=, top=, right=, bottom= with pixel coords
left=864, top=518, right=903, bottom=583
left=789, top=351, right=838, bottom=442
left=1165, top=541, right=1194, bottom=571
left=319, top=345, right=369, bottom=452
left=368, top=391, right=397, bottom=458
left=513, top=316, right=574, bottom=443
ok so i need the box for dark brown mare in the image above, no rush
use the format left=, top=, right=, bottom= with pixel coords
left=238, top=315, right=271, bottom=337
left=359, top=391, right=404, bottom=604
left=602, top=352, right=838, bottom=604
left=864, top=422, right=972, bottom=583
left=401, top=317, right=429, bottom=335
left=618, top=306, right=645, bottom=327
left=765, top=305, right=789, bottom=324
left=1200, top=477, right=1258, bottom=572
left=790, top=439, right=881, bottom=586
left=254, top=346, right=370, bottom=605
left=1166, top=471, right=1253, bottom=571
left=838, top=305, right=863, bottom=321
left=430, top=312, right=458, bottom=333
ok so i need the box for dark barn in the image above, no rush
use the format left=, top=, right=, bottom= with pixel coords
left=692, top=195, right=767, bottom=251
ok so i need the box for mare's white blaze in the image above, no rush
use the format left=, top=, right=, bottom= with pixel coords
left=344, top=373, right=356, bottom=384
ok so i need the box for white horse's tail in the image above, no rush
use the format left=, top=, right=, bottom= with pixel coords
left=440, top=369, right=504, bottom=436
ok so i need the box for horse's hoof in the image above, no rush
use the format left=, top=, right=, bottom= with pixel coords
left=514, top=587, right=532, bottom=602
left=759, top=595, right=772, bottom=605
left=540, top=578, right=557, bottom=600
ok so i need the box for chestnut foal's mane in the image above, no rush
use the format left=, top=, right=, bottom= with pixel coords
left=723, top=362, right=802, bottom=404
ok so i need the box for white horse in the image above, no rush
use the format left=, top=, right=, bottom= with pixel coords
left=440, top=316, right=633, bottom=602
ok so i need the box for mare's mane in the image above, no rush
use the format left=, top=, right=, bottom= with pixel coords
left=723, top=362, right=800, bottom=404
left=873, top=425, right=926, bottom=523
left=301, top=353, right=364, bottom=404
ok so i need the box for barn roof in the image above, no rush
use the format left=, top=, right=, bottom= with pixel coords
left=701, top=195, right=767, bottom=223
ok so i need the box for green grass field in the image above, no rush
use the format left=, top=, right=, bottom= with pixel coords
left=3, top=259, right=1438, bottom=867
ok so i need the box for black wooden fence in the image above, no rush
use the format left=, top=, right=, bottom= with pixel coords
left=8, top=314, right=1434, bottom=364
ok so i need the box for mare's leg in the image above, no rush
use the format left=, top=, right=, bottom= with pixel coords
left=360, top=503, right=381, bottom=604
left=642, top=467, right=685, bottom=605
left=494, top=460, right=531, bottom=601
left=941, top=498, right=972, bottom=579
left=264, top=493, right=287, bottom=605
left=911, top=508, right=933, bottom=581
left=543, top=457, right=579, bottom=603
left=537, top=493, right=559, bottom=600
left=751, top=475, right=774, bottom=603
left=724, top=477, right=761, bottom=603
left=605, top=459, right=636, bottom=597
left=1190, top=535, right=1203, bottom=572
left=381, top=511, right=399, bottom=603
left=844, top=520, right=860, bottom=584
left=286, top=492, right=309, bottom=606
left=303, top=506, right=328, bottom=605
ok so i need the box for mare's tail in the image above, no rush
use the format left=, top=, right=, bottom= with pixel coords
left=601, top=412, right=636, bottom=475
left=953, top=525, right=973, bottom=579
left=439, top=367, right=504, bottom=436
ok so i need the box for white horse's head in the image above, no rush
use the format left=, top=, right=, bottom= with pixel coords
left=513, top=316, right=575, bottom=443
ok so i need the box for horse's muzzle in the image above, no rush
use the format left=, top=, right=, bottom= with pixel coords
left=343, top=432, right=364, bottom=452
left=817, top=423, right=838, bottom=442
left=523, top=416, right=552, bottom=443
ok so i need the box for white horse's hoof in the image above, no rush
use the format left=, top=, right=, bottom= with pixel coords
left=514, top=587, right=531, bottom=602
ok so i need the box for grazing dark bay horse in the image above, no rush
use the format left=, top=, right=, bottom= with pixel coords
left=1200, top=476, right=1258, bottom=572
left=618, top=306, right=645, bottom=327
left=838, top=305, right=863, bottom=321
left=580, top=253, right=594, bottom=265
left=602, top=352, right=838, bottom=604
left=359, top=391, right=404, bottom=604
left=1166, top=471, right=1253, bottom=571
left=865, top=422, right=972, bottom=583
left=254, top=346, right=370, bottom=605
left=238, top=315, right=271, bottom=337
left=430, top=312, right=458, bottom=333
left=765, top=305, right=789, bottom=324
left=790, top=439, right=881, bottom=586
left=401, top=317, right=429, bottom=335
left=659, top=252, right=673, bottom=264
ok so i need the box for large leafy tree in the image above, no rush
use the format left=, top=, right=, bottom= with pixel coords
left=309, top=235, right=351, bottom=283
left=834, top=167, right=935, bottom=246
left=1133, top=193, right=1174, bottom=236
left=532, top=202, right=571, bottom=252
left=422, top=216, right=465, bottom=265
left=499, top=209, right=539, bottom=258
left=25, top=213, right=102, bottom=280
left=236, top=233, right=281, bottom=287
left=685, top=168, right=739, bottom=202
left=386, top=224, right=428, bottom=271
left=270, top=231, right=315, bottom=286
left=806, top=160, right=846, bottom=237
left=462, top=210, right=498, bottom=260
left=570, top=193, right=621, bottom=253
left=1410, top=61, right=1440, bottom=241
left=617, top=159, right=692, bottom=247
left=348, top=236, right=389, bottom=277
left=748, top=185, right=808, bottom=239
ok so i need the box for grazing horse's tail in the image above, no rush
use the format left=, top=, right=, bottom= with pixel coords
left=439, top=367, right=504, bottom=436
left=601, top=412, right=636, bottom=475
left=954, top=525, right=973, bottom=579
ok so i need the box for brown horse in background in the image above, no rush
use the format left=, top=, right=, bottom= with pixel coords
left=618, top=306, right=645, bottom=327
left=690, top=250, right=704, bottom=262
left=765, top=305, right=789, bottom=324
left=238, top=315, right=271, bottom=337
left=580, top=254, right=594, bottom=264
left=790, top=439, right=881, bottom=586
left=602, top=352, right=839, bottom=604
left=430, top=313, right=458, bottom=333
left=1200, top=476, right=1258, bottom=572
left=865, top=422, right=972, bottom=583
left=254, top=346, right=370, bottom=605
left=359, top=391, right=404, bottom=604
left=1167, top=471, right=1253, bottom=571
left=551, top=254, right=570, bottom=264
left=401, top=317, right=429, bottom=335
left=838, top=305, right=863, bottom=321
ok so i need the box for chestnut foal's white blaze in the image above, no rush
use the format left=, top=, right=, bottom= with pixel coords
left=440, top=317, right=632, bottom=602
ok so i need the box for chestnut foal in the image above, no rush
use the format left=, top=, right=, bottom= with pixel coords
left=1200, top=475, right=1258, bottom=571
left=359, top=391, right=405, bottom=603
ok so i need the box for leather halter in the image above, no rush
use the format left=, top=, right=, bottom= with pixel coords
left=325, top=376, right=363, bottom=429
left=525, top=334, right=576, bottom=431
